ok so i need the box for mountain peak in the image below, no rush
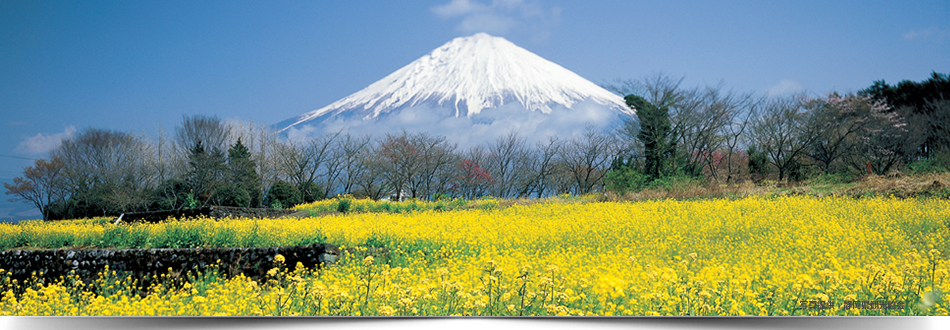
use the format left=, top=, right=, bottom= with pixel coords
left=277, top=33, right=631, bottom=142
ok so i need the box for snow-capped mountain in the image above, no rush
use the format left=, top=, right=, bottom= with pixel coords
left=276, top=33, right=632, bottom=145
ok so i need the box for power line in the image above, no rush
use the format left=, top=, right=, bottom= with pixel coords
left=0, top=154, right=36, bottom=161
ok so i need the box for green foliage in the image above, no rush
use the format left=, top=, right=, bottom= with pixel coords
left=149, top=179, right=189, bottom=211
left=807, top=172, right=857, bottom=185
left=266, top=180, right=302, bottom=209
left=747, top=145, right=769, bottom=179
left=605, top=166, right=652, bottom=194
left=186, top=140, right=227, bottom=204
left=158, top=225, right=205, bottom=248
left=47, top=184, right=123, bottom=220
left=432, top=192, right=451, bottom=201
left=227, top=138, right=261, bottom=207
left=861, top=72, right=950, bottom=160
left=212, top=185, right=251, bottom=208
left=644, top=174, right=704, bottom=192
left=337, top=198, right=352, bottom=213
left=605, top=164, right=706, bottom=195
left=299, top=196, right=484, bottom=216
left=298, top=181, right=325, bottom=203
left=626, top=94, right=674, bottom=178
left=907, top=150, right=950, bottom=175
left=185, top=192, right=199, bottom=209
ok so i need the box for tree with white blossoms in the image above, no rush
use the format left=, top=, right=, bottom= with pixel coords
left=802, top=92, right=920, bottom=175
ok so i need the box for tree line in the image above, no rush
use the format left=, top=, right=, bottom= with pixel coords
left=5, top=72, right=948, bottom=220
left=4, top=114, right=626, bottom=220
left=606, top=72, right=948, bottom=193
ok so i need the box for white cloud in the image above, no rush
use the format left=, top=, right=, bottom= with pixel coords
left=903, top=26, right=939, bottom=40
left=432, top=0, right=488, bottom=18
left=286, top=101, right=623, bottom=150
left=15, top=125, right=77, bottom=155
left=903, top=25, right=949, bottom=41
left=431, top=0, right=561, bottom=40
left=459, top=13, right=518, bottom=35
left=765, top=79, right=803, bottom=97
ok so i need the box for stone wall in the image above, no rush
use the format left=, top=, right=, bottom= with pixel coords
left=0, top=243, right=339, bottom=285
left=117, top=206, right=301, bottom=223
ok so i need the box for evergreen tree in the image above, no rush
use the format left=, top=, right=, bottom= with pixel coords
left=186, top=140, right=226, bottom=206
left=626, top=94, right=674, bottom=178
left=227, top=138, right=262, bottom=207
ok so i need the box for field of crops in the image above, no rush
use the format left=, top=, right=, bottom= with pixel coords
left=1, top=195, right=948, bottom=316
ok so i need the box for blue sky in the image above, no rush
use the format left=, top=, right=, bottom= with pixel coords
left=1, top=0, right=948, bottom=220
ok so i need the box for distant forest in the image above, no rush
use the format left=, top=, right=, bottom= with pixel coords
left=5, top=72, right=949, bottom=220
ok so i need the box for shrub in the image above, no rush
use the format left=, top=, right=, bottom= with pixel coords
left=605, top=166, right=652, bottom=194
left=212, top=185, right=250, bottom=207
left=337, top=198, right=352, bottom=213
left=265, top=180, right=302, bottom=209
left=298, top=181, right=325, bottom=203
left=907, top=151, right=950, bottom=175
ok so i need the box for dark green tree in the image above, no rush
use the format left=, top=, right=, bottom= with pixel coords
left=746, top=145, right=769, bottom=181
left=266, top=180, right=302, bottom=209
left=626, top=94, right=674, bottom=178
left=298, top=181, right=325, bottom=203
left=861, top=72, right=949, bottom=160
left=149, top=178, right=188, bottom=210
left=227, top=138, right=262, bottom=207
left=212, top=184, right=251, bottom=207
left=186, top=140, right=226, bottom=206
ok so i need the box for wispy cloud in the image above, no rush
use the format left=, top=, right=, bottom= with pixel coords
left=15, top=126, right=77, bottom=155
left=285, top=101, right=621, bottom=150
left=432, top=0, right=561, bottom=40
left=903, top=26, right=949, bottom=40
left=765, top=79, right=803, bottom=97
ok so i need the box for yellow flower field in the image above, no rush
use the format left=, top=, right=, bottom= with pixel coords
left=1, top=195, right=948, bottom=316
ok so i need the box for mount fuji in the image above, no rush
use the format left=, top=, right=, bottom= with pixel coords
left=276, top=33, right=633, bottom=145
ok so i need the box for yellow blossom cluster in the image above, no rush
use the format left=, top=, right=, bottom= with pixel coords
left=0, top=195, right=947, bottom=316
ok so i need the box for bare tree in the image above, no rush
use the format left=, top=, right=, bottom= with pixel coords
left=4, top=156, right=68, bottom=220
left=548, top=159, right=576, bottom=196
left=842, top=97, right=922, bottom=174
left=608, top=74, right=687, bottom=112
left=278, top=131, right=340, bottom=198
left=336, top=134, right=373, bottom=195
left=413, top=133, right=458, bottom=199
left=376, top=131, right=425, bottom=200
left=175, top=115, right=231, bottom=156
left=486, top=131, right=531, bottom=198
left=800, top=93, right=874, bottom=173
left=373, top=131, right=459, bottom=200
left=748, top=95, right=812, bottom=181
left=354, top=140, right=389, bottom=200
left=172, top=115, right=233, bottom=205
left=720, top=95, right=760, bottom=183
left=454, top=146, right=492, bottom=199
left=561, top=126, right=618, bottom=194
left=53, top=128, right=156, bottom=215
left=526, top=137, right=563, bottom=197
left=151, top=125, right=181, bottom=184
left=316, top=132, right=345, bottom=198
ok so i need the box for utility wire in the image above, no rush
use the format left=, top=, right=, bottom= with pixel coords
left=0, top=154, right=36, bottom=161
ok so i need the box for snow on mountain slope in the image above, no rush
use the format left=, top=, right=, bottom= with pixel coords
left=276, top=33, right=632, bottom=145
